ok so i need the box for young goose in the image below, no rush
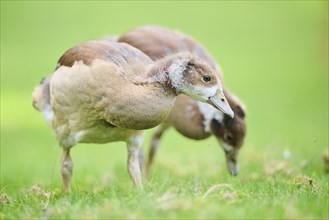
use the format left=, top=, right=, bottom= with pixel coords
left=32, top=40, right=234, bottom=190
left=118, top=26, right=246, bottom=176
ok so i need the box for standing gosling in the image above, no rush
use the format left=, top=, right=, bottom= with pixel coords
left=119, top=26, right=246, bottom=176
left=32, top=40, right=234, bottom=190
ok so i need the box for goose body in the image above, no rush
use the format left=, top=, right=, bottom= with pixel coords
left=119, top=26, right=246, bottom=176
left=33, top=40, right=233, bottom=189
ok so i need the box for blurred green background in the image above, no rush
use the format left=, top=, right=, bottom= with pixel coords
left=1, top=0, right=328, bottom=198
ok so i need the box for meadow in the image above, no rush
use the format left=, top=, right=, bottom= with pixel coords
left=1, top=1, right=328, bottom=219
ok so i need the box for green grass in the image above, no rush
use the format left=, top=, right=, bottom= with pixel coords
left=1, top=1, right=328, bottom=219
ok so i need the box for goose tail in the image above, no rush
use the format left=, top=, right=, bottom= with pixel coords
left=32, top=76, right=54, bottom=126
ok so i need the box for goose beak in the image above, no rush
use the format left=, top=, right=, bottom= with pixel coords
left=218, top=140, right=240, bottom=176
left=224, top=148, right=240, bottom=176
left=208, top=90, right=234, bottom=118
left=226, top=153, right=239, bottom=176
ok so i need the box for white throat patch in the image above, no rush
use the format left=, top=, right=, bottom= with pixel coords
left=197, top=101, right=224, bottom=132
left=187, top=85, right=218, bottom=101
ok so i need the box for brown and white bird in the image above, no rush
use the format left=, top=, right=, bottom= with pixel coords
left=32, top=40, right=234, bottom=190
left=119, top=26, right=246, bottom=176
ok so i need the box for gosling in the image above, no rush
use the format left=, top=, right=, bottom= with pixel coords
left=32, top=40, right=234, bottom=190
left=119, top=26, right=246, bottom=176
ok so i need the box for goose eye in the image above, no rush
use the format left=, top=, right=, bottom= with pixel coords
left=224, top=133, right=233, bottom=141
left=202, top=75, right=211, bottom=82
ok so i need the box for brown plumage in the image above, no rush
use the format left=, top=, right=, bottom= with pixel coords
left=119, top=26, right=246, bottom=176
left=32, top=40, right=234, bottom=190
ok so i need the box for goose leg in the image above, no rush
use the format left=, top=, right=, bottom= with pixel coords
left=138, top=147, right=145, bottom=174
left=146, top=124, right=169, bottom=178
left=61, top=148, right=73, bottom=191
left=127, top=132, right=145, bottom=188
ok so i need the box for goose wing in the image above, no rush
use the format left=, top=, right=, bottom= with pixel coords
left=58, top=40, right=153, bottom=67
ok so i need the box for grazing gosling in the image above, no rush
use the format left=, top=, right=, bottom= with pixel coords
left=119, top=26, right=246, bottom=176
left=32, top=40, right=234, bottom=190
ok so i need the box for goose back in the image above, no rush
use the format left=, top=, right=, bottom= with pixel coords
left=118, top=26, right=222, bottom=78
left=58, top=40, right=153, bottom=82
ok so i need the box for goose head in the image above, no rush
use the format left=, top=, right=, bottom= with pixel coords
left=210, top=95, right=246, bottom=176
left=163, top=53, right=234, bottom=118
